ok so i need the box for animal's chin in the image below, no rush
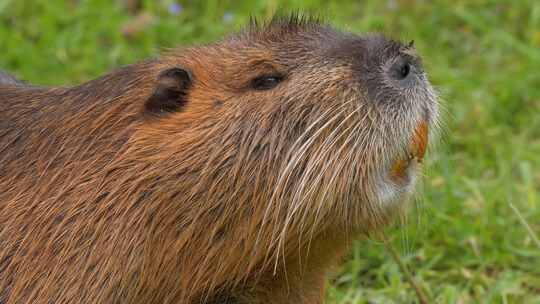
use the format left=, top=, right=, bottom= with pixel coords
left=375, top=120, right=429, bottom=206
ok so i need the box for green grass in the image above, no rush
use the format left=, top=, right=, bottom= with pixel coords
left=1, top=0, right=539, bottom=303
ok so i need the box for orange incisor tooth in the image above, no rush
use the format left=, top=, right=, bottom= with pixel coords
left=411, top=120, right=428, bottom=162
left=390, top=121, right=429, bottom=182
left=390, top=159, right=409, bottom=181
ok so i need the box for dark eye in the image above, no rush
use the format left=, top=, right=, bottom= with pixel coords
left=251, top=75, right=283, bottom=90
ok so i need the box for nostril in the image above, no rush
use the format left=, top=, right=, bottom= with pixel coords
left=390, top=60, right=411, bottom=80
left=399, top=62, right=410, bottom=79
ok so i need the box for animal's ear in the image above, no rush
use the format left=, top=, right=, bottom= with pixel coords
left=144, top=67, right=192, bottom=116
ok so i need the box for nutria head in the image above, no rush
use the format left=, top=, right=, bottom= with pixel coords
left=141, top=16, right=438, bottom=242
left=0, top=15, right=439, bottom=303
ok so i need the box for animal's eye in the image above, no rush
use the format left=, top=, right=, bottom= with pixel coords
left=251, top=75, right=283, bottom=91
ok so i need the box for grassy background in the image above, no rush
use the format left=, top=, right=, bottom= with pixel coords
left=1, top=0, right=539, bottom=303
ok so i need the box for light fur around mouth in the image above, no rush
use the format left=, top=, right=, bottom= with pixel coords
left=389, top=120, right=428, bottom=184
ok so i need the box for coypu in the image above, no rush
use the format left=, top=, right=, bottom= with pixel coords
left=0, top=16, right=439, bottom=303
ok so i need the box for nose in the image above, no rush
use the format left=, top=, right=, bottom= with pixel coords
left=389, top=59, right=412, bottom=81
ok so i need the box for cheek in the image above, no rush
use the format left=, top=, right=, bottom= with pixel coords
left=187, top=86, right=235, bottom=113
left=213, top=99, right=225, bottom=108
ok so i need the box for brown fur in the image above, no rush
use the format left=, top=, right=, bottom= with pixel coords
left=0, top=16, right=439, bottom=303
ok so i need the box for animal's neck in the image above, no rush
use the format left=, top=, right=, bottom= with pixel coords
left=208, top=229, right=353, bottom=304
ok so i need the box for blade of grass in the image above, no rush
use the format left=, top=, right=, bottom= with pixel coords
left=381, top=232, right=429, bottom=304
left=509, top=201, right=540, bottom=250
